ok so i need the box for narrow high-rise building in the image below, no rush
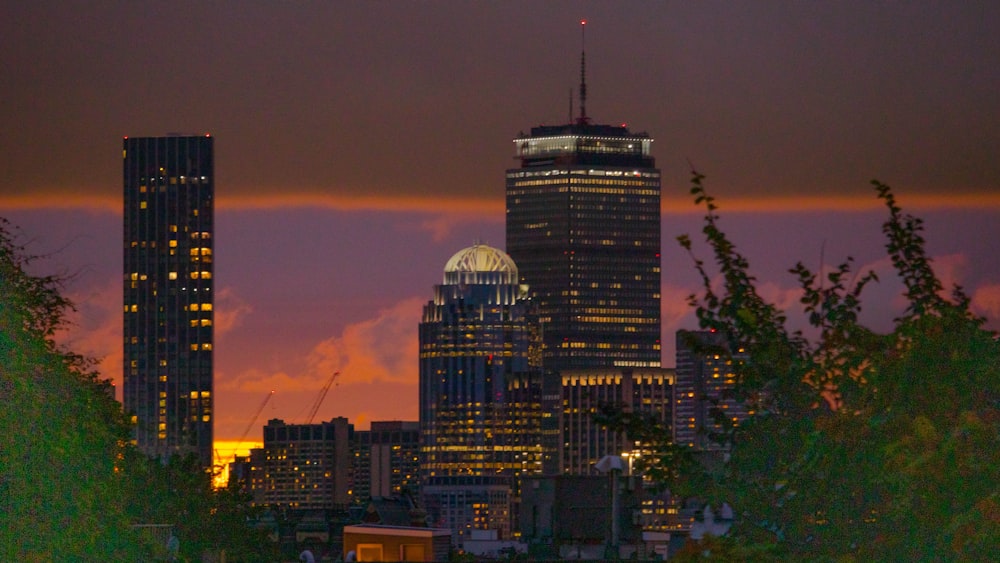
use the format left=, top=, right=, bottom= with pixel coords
left=419, top=244, right=545, bottom=543
left=123, top=135, right=214, bottom=467
left=674, top=330, right=750, bottom=450
left=505, top=31, right=661, bottom=373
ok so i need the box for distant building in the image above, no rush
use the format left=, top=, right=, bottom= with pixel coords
left=520, top=474, right=645, bottom=560
left=418, top=244, right=546, bottom=542
left=558, top=368, right=674, bottom=475
left=674, top=330, right=750, bottom=450
left=505, top=56, right=661, bottom=373
left=353, top=421, right=421, bottom=503
left=250, top=417, right=353, bottom=509
left=122, top=134, right=214, bottom=467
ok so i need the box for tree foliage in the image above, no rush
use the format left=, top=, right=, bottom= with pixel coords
left=0, top=218, right=269, bottom=560
left=606, top=176, right=1000, bottom=560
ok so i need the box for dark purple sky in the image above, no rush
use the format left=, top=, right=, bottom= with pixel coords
left=2, top=2, right=998, bottom=446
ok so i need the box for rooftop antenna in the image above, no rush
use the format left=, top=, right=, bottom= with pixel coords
left=577, top=19, right=590, bottom=125
left=569, top=88, right=574, bottom=123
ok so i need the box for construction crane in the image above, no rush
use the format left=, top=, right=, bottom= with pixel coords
left=304, top=371, right=340, bottom=424
left=232, top=389, right=275, bottom=460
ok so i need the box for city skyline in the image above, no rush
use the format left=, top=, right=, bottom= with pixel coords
left=2, top=2, right=998, bottom=449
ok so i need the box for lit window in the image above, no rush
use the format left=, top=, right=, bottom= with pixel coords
left=169, top=240, right=177, bottom=248
left=168, top=272, right=177, bottom=280
left=140, top=201, right=147, bottom=209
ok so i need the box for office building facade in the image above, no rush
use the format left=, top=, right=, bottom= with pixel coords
left=505, top=122, right=661, bottom=373
left=352, top=420, right=422, bottom=503
left=674, top=330, right=750, bottom=450
left=123, top=135, right=214, bottom=467
left=249, top=417, right=354, bottom=510
left=558, top=368, right=674, bottom=475
left=419, top=244, right=545, bottom=541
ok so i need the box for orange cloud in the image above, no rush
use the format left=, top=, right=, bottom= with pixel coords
left=59, top=277, right=123, bottom=393
left=214, top=287, right=253, bottom=335
left=304, top=296, right=424, bottom=385
left=5, top=188, right=999, bottom=216
left=661, top=191, right=1000, bottom=215
left=219, top=296, right=424, bottom=394
left=972, top=284, right=1000, bottom=323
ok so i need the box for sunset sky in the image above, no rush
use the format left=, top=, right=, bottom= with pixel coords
left=2, top=2, right=998, bottom=454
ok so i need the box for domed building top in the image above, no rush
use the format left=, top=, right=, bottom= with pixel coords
left=442, top=244, right=518, bottom=285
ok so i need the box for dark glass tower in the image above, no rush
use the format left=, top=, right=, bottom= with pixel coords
left=505, top=120, right=661, bottom=372
left=418, top=244, right=544, bottom=541
left=123, top=135, right=214, bottom=467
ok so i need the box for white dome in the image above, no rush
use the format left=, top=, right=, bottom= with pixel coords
left=444, top=244, right=517, bottom=275
left=442, top=244, right=518, bottom=285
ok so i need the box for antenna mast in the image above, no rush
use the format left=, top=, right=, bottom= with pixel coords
left=577, top=19, right=589, bottom=125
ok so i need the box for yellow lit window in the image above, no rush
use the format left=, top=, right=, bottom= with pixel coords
left=202, top=343, right=212, bottom=350
left=200, top=319, right=212, bottom=327
left=201, top=303, right=212, bottom=311
left=190, top=391, right=199, bottom=399
left=190, top=344, right=198, bottom=351
left=189, top=304, right=200, bottom=311
left=169, top=240, right=177, bottom=248
left=168, top=272, right=177, bottom=280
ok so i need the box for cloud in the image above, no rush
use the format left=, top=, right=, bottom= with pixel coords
left=305, top=297, right=424, bottom=384
left=6, top=189, right=1000, bottom=216
left=220, top=296, right=424, bottom=394
left=927, top=253, right=968, bottom=293
left=214, top=287, right=253, bottom=335
left=413, top=213, right=504, bottom=243
left=59, top=277, right=123, bottom=390
left=972, top=284, right=1000, bottom=323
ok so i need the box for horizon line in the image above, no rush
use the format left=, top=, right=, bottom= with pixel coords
left=2, top=190, right=999, bottom=215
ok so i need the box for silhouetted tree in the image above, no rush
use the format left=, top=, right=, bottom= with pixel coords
left=1, top=218, right=271, bottom=560
left=602, top=175, right=1000, bottom=560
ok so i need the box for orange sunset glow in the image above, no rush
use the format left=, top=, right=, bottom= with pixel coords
left=5, top=2, right=998, bottom=452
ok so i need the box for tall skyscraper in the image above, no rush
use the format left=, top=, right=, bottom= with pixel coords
left=419, top=244, right=545, bottom=542
left=505, top=41, right=661, bottom=373
left=123, top=135, right=214, bottom=467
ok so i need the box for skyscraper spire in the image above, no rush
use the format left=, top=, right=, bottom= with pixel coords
left=577, top=19, right=589, bottom=125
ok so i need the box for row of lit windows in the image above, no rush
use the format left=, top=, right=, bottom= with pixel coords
left=136, top=176, right=209, bottom=190
left=507, top=168, right=659, bottom=179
